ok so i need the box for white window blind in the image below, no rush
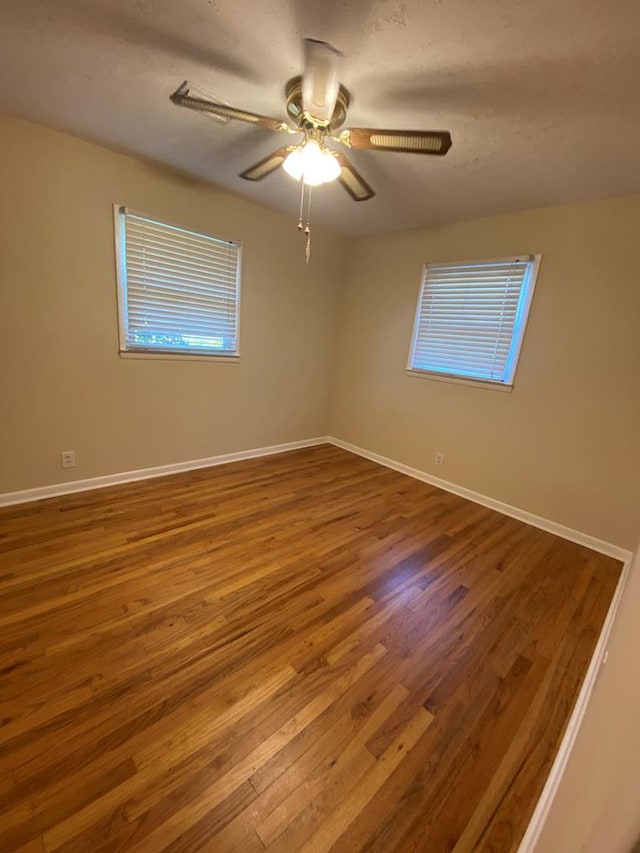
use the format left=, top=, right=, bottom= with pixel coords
left=115, top=207, right=240, bottom=357
left=408, top=256, right=539, bottom=385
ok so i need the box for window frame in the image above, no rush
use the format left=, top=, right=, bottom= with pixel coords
left=113, top=204, right=242, bottom=362
left=406, top=254, right=541, bottom=390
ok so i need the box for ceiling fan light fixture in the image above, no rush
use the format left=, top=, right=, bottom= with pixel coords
left=283, top=140, right=341, bottom=186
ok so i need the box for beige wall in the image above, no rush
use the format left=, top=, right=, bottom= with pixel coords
left=535, top=537, right=640, bottom=853
left=329, top=196, right=640, bottom=549
left=0, top=114, right=346, bottom=492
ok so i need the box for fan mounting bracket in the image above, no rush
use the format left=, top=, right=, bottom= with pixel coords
left=285, top=76, right=351, bottom=131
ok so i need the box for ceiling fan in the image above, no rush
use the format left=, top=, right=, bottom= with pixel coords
left=170, top=38, right=453, bottom=203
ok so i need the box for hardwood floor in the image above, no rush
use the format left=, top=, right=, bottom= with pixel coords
left=0, top=444, right=621, bottom=852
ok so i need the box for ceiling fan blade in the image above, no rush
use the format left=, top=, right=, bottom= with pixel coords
left=334, top=152, right=375, bottom=202
left=239, top=146, right=294, bottom=181
left=302, top=39, right=342, bottom=125
left=340, top=127, right=452, bottom=155
left=170, top=82, right=289, bottom=133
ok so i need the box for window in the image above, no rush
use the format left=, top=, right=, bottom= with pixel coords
left=407, top=255, right=540, bottom=387
left=114, top=206, right=240, bottom=358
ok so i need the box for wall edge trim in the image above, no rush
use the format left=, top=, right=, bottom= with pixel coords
left=327, top=436, right=631, bottom=561
left=516, top=550, right=633, bottom=852
left=0, top=437, right=330, bottom=507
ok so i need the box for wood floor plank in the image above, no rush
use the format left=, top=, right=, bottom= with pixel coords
left=295, top=704, right=434, bottom=853
left=253, top=683, right=408, bottom=846
left=0, top=444, right=621, bottom=852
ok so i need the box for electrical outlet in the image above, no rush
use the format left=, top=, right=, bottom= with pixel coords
left=435, top=452, right=444, bottom=467
left=61, top=450, right=76, bottom=469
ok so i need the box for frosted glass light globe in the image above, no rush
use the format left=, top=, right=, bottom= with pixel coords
left=283, top=141, right=341, bottom=186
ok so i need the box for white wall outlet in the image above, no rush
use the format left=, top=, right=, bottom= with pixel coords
left=435, top=452, right=444, bottom=467
left=61, top=450, right=76, bottom=469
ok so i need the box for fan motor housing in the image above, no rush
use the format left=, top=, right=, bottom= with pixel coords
left=285, top=76, right=351, bottom=130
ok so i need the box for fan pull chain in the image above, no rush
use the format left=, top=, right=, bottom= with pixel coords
left=297, top=180, right=305, bottom=232
left=297, top=180, right=313, bottom=264
left=304, top=184, right=312, bottom=264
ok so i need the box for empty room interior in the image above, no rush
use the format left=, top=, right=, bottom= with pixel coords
left=1, top=1, right=639, bottom=851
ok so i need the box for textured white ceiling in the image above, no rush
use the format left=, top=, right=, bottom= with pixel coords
left=1, top=0, right=639, bottom=235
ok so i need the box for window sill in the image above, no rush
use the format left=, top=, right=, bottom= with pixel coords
left=404, top=368, right=513, bottom=392
left=119, top=350, right=240, bottom=364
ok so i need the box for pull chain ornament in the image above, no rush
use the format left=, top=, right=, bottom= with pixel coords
left=304, top=224, right=311, bottom=264
left=297, top=180, right=313, bottom=264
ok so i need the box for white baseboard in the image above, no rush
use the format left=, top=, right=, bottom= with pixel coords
left=327, top=436, right=631, bottom=563
left=326, top=435, right=635, bottom=852
left=0, top=437, right=329, bottom=507
left=516, top=548, right=634, bottom=852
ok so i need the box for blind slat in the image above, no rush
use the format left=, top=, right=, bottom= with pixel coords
left=414, top=343, right=512, bottom=359
left=127, top=308, right=236, bottom=329
left=127, top=287, right=237, bottom=309
left=413, top=345, right=512, bottom=361
left=126, top=241, right=238, bottom=276
left=414, top=314, right=518, bottom=324
left=126, top=214, right=238, bottom=245
left=127, top=270, right=237, bottom=296
left=420, top=274, right=527, bottom=284
left=128, top=313, right=237, bottom=332
left=123, top=214, right=239, bottom=247
left=128, top=320, right=237, bottom=337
